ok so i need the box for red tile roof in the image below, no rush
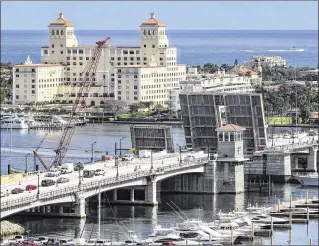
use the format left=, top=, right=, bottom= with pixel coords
left=216, top=124, right=246, bottom=132
left=49, top=13, right=74, bottom=27
left=139, top=12, right=166, bottom=27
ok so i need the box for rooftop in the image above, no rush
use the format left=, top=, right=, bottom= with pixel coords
left=139, top=12, right=166, bottom=27
left=216, top=124, right=246, bottom=132
left=49, top=13, right=74, bottom=27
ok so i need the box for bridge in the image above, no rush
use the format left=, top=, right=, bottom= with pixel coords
left=0, top=151, right=208, bottom=219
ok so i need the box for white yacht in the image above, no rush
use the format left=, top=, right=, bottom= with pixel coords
left=0, top=117, right=29, bottom=129
left=250, top=213, right=288, bottom=224
left=289, top=47, right=304, bottom=52
left=294, top=173, right=319, bottom=187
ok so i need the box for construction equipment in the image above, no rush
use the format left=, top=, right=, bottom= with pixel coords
left=50, top=37, right=111, bottom=168
left=33, top=132, right=49, bottom=170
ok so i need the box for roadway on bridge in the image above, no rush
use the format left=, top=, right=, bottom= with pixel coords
left=1, top=151, right=205, bottom=203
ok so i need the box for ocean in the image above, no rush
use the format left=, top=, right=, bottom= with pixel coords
left=1, top=30, right=318, bottom=67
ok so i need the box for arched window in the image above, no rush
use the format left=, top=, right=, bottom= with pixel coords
left=52, top=30, right=55, bottom=35
left=90, top=101, right=95, bottom=106
left=61, top=30, right=64, bottom=35
left=100, top=101, right=104, bottom=105
left=144, top=30, right=146, bottom=35
left=148, top=30, right=151, bottom=35
left=152, top=30, right=155, bottom=35
left=56, top=30, right=59, bottom=35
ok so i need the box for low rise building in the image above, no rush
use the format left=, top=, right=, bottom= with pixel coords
left=247, top=55, right=287, bottom=68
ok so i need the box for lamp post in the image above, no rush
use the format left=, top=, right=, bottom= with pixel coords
left=119, top=137, right=125, bottom=156
left=115, top=142, right=119, bottom=177
left=177, top=144, right=182, bottom=164
left=271, top=119, right=280, bottom=147
left=25, top=153, right=31, bottom=174
left=91, top=142, right=96, bottom=163
left=150, top=149, right=154, bottom=170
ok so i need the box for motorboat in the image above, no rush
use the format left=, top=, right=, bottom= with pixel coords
left=0, top=117, right=29, bottom=129
left=289, top=47, right=304, bottom=52
left=250, top=213, right=288, bottom=224
left=294, top=173, right=319, bottom=187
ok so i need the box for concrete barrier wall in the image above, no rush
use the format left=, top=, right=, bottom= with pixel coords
left=0, top=173, right=24, bottom=185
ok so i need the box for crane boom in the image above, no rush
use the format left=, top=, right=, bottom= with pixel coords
left=33, top=132, right=49, bottom=171
left=51, top=37, right=111, bottom=168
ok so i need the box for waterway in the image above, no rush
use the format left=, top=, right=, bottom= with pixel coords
left=7, top=185, right=318, bottom=245
left=1, top=124, right=318, bottom=245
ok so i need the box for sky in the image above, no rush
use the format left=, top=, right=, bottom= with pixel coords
left=1, top=1, right=318, bottom=30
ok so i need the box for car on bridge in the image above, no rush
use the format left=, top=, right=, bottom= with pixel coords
left=41, top=179, right=55, bottom=187
left=26, top=185, right=37, bottom=191
left=37, top=237, right=49, bottom=245
left=95, top=169, right=105, bottom=176
left=57, top=177, right=70, bottom=183
left=11, top=188, right=24, bottom=194
left=8, top=235, right=25, bottom=245
left=46, top=171, right=61, bottom=177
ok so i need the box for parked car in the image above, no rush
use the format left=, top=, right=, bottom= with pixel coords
left=57, top=177, right=70, bottom=183
left=46, top=238, right=59, bottom=245
left=41, top=179, right=55, bottom=187
left=95, top=169, right=105, bottom=176
left=59, top=239, right=75, bottom=245
left=11, top=188, right=24, bottom=194
left=37, top=237, right=49, bottom=245
left=26, top=185, right=37, bottom=191
left=83, top=170, right=95, bottom=178
left=16, top=240, right=40, bottom=246
left=9, top=235, right=25, bottom=245
left=74, top=163, right=84, bottom=171
left=46, top=171, right=60, bottom=177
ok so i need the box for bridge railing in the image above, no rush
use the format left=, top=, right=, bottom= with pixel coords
left=0, top=156, right=208, bottom=212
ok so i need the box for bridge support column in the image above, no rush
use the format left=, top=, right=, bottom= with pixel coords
left=113, top=189, right=118, bottom=201
left=130, top=189, right=135, bottom=202
left=40, top=206, right=45, bottom=213
left=145, top=180, right=158, bottom=205
left=307, top=147, right=318, bottom=172
left=74, top=198, right=86, bottom=218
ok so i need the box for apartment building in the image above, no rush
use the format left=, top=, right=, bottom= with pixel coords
left=12, top=12, right=186, bottom=106
left=247, top=55, right=287, bottom=68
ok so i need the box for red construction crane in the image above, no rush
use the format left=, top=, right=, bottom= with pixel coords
left=49, top=37, right=111, bottom=168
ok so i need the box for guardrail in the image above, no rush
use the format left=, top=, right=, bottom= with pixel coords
left=1, top=156, right=208, bottom=211
left=267, top=140, right=318, bottom=152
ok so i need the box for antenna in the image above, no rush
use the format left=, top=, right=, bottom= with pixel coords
left=170, top=201, right=190, bottom=220
left=166, top=202, right=186, bottom=221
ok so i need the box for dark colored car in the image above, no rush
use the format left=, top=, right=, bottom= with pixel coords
left=11, top=188, right=24, bottom=194
left=26, top=185, right=37, bottom=191
left=74, top=163, right=84, bottom=171
left=41, top=179, right=55, bottom=187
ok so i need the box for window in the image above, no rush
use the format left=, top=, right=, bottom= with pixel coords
left=73, top=62, right=76, bottom=65
left=60, top=44, right=63, bottom=48
left=79, top=62, right=83, bottom=66
left=111, top=57, right=114, bottom=60
left=79, top=57, right=83, bottom=60
left=61, top=30, right=64, bottom=35
left=118, top=91, right=121, bottom=95
left=136, top=51, right=140, bottom=54
left=32, top=80, right=35, bottom=83
left=32, top=85, right=35, bottom=88
left=148, top=30, right=151, bottom=35
left=67, top=57, right=70, bottom=60
left=144, top=44, right=147, bottom=48
left=31, top=69, right=35, bottom=72
left=144, top=57, right=147, bottom=61
left=124, top=57, right=127, bottom=61
left=86, top=57, right=90, bottom=60
left=137, top=57, right=140, bottom=61
left=134, top=75, right=138, bottom=79
left=143, top=30, right=146, bottom=35
left=56, top=30, right=59, bottom=35
left=73, top=57, right=76, bottom=60
left=52, top=51, right=54, bottom=54
left=16, top=74, right=19, bottom=78
left=32, top=90, right=35, bottom=94
left=16, top=85, right=19, bottom=88
left=52, top=44, right=54, bottom=48
left=67, top=62, right=70, bottom=65
left=44, top=50, right=48, bottom=54
left=134, top=97, right=138, bottom=100
left=130, top=57, right=134, bottom=61
left=123, top=50, right=128, bottom=55
left=152, top=30, right=155, bottom=35
left=152, top=45, right=155, bottom=48
left=134, top=86, right=138, bottom=89
left=16, top=95, right=19, bottom=99
left=79, top=50, right=83, bottom=54
left=60, top=51, right=63, bottom=54
left=72, top=50, right=77, bottom=54
left=52, top=30, right=55, bottom=35
left=124, top=62, right=127, bottom=65
left=129, top=50, right=134, bottom=54
left=118, top=57, right=121, bottom=61
left=118, top=96, right=121, bottom=100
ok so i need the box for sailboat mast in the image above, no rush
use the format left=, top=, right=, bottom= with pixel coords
left=98, top=184, right=101, bottom=239
left=10, top=117, right=12, bottom=168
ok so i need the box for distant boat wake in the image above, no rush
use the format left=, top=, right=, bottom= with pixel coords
left=268, top=49, right=304, bottom=52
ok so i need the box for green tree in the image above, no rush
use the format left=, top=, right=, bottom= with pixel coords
left=203, top=63, right=219, bottom=74
left=0, top=88, right=7, bottom=104
left=234, top=59, right=238, bottom=66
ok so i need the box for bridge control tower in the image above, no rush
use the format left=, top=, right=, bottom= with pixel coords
left=211, top=124, right=249, bottom=193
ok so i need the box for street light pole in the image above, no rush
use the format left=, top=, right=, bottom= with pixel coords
left=25, top=153, right=31, bottom=174
left=179, top=145, right=182, bottom=164
left=91, top=142, right=96, bottom=163
left=151, top=149, right=154, bottom=170
left=120, top=137, right=125, bottom=157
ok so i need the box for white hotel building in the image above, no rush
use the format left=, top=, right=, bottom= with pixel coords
left=13, top=12, right=186, bottom=106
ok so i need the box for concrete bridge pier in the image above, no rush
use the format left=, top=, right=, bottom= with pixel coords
left=145, top=179, right=158, bottom=205
left=130, top=189, right=135, bottom=202
left=307, top=146, right=318, bottom=172
left=74, top=198, right=86, bottom=218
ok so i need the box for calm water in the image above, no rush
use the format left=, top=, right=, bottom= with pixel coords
left=1, top=30, right=318, bottom=67
left=7, top=185, right=319, bottom=245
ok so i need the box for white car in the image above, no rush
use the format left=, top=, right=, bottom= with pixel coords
left=38, top=236, right=49, bottom=245
left=95, top=169, right=105, bottom=176
left=46, top=171, right=60, bottom=177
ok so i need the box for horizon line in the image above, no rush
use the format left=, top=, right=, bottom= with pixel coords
left=1, top=29, right=318, bottom=32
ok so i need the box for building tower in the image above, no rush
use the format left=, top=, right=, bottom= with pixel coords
left=139, top=12, right=169, bottom=65
left=47, top=13, right=78, bottom=63
left=213, top=124, right=248, bottom=193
